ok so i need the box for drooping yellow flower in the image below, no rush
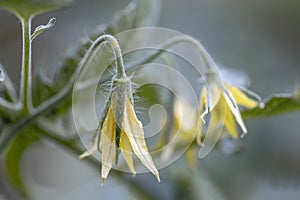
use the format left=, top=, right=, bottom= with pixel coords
left=198, top=83, right=263, bottom=143
left=160, top=99, right=197, bottom=160
left=80, top=76, right=160, bottom=183
left=159, top=82, right=262, bottom=167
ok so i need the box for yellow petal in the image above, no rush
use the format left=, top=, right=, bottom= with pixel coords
left=227, top=85, right=257, bottom=109
left=207, top=82, right=222, bottom=111
left=122, top=97, right=160, bottom=182
left=79, top=144, right=97, bottom=160
left=175, top=99, right=196, bottom=133
left=160, top=142, right=175, bottom=162
left=162, top=99, right=197, bottom=161
left=161, top=101, right=187, bottom=161
left=196, top=119, right=204, bottom=145
left=120, top=132, right=136, bottom=175
left=198, top=107, right=222, bottom=158
left=100, top=106, right=116, bottom=182
left=199, top=95, right=227, bottom=158
left=224, top=103, right=239, bottom=139
left=223, top=91, right=247, bottom=136
left=185, top=147, right=197, bottom=171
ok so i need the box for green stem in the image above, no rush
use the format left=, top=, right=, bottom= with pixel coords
left=0, top=100, right=21, bottom=119
left=104, top=35, right=126, bottom=78
left=126, top=35, right=217, bottom=74
left=0, top=65, right=18, bottom=103
left=76, top=35, right=219, bottom=92
left=20, top=17, right=33, bottom=113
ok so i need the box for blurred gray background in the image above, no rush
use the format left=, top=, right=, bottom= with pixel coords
left=0, top=0, right=300, bottom=199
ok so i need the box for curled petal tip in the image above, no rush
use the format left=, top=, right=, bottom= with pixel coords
left=258, top=102, right=265, bottom=109
left=200, top=116, right=206, bottom=124
left=196, top=136, right=203, bottom=146
left=196, top=140, right=202, bottom=146
left=79, top=145, right=97, bottom=160
left=199, top=142, right=205, bottom=148
left=156, top=174, right=161, bottom=182
left=240, top=132, right=247, bottom=139
left=101, top=178, right=106, bottom=185
left=79, top=152, right=89, bottom=160
left=200, top=111, right=209, bottom=123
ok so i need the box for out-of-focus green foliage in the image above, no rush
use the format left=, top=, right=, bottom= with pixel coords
left=242, top=93, right=300, bottom=118
left=0, top=0, right=72, bottom=19
left=5, top=128, right=39, bottom=197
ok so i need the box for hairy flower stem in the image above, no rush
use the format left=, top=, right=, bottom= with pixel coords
left=20, top=18, right=33, bottom=114
left=106, top=36, right=126, bottom=78
left=78, top=35, right=220, bottom=93
left=127, top=35, right=218, bottom=75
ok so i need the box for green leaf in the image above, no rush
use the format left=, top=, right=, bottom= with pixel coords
left=242, top=93, right=300, bottom=118
left=0, top=0, right=73, bottom=19
left=5, top=129, right=39, bottom=197
left=31, top=17, right=56, bottom=41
